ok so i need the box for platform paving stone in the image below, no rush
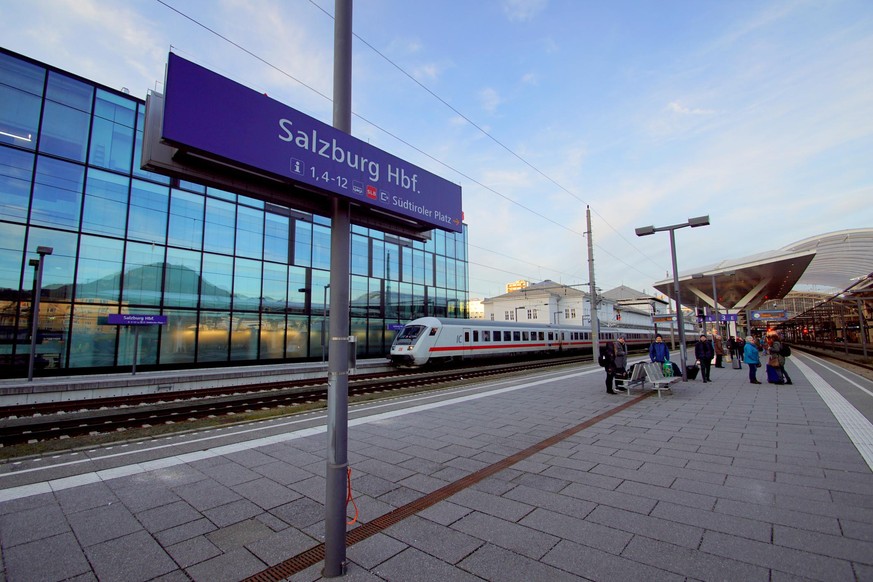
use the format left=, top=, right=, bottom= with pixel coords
left=2, top=358, right=873, bottom=581
left=2, top=532, right=91, bottom=582
left=85, top=530, right=176, bottom=582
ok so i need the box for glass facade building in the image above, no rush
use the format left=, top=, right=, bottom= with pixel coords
left=0, top=48, right=468, bottom=377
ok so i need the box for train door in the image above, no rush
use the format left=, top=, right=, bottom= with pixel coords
left=462, top=327, right=472, bottom=358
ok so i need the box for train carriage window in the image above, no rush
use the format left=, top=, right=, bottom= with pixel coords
left=473, top=330, right=479, bottom=342
left=464, top=331, right=470, bottom=342
left=583, top=332, right=589, bottom=340
left=483, top=330, right=490, bottom=341
left=538, top=332, right=544, bottom=340
left=547, top=332, right=553, bottom=340
left=430, top=327, right=438, bottom=336
left=503, top=331, right=511, bottom=341
left=513, top=331, right=520, bottom=341
left=522, top=332, right=529, bottom=341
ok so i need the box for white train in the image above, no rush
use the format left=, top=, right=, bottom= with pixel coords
left=389, top=317, right=655, bottom=367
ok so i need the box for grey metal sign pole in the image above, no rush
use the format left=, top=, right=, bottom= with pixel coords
left=324, top=0, right=352, bottom=577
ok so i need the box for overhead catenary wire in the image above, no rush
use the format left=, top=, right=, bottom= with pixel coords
left=153, top=0, right=663, bottom=286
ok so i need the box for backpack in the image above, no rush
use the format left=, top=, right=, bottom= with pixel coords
left=598, top=352, right=608, bottom=367
left=780, top=343, right=791, bottom=357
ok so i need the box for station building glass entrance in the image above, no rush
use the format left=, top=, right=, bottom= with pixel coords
left=0, top=48, right=469, bottom=377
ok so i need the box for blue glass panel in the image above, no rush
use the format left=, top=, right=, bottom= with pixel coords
left=0, top=53, right=44, bottom=149
left=232, top=257, right=261, bottom=311
left=82, top=169, right=129, bottom=236
left=413, top=249, right=426, bottom=286
left=30, top=157, right=83, bottom=229
left=287, top=267, right=307, bottom=314
left=206, top=186, right=235, bottom=201
left=69, top=302, right=119, bottom=368
left=26, top=227, right=77, bottom=302
left=201, top=253, right=233, bottom=309
left=94, top=89, right=135, bottom=126
left=0, top=52, right=45, bottom=95
left=167, top=189, right=204, bottom=250
left=46, top=72, right=93, bottom=111
left=371, top=239, right=385, bottom=279
left=435, top=230, right=446, bottom=256
left=197, top=310, right=230, bottom=362
left=260, top=313, right=286, bottom=359
left=89, top=116, right=134, bottom=172
left=164, top=247, right=201, bottom=308
left=178, top=179, right=205, bottom=194
left=435, top=255, right=446, bottom=287
left=75, top=235, right=123, bottom=303
left=237, top=194, right=263, bottom=209
left=128, top=179, right=168, bottom=243
left=312, top=224, right=330, bottom=270
left=262, top=262, right=288, bottom=313
left=385, top=242, right=399, bottom=281
left=0, top=147, right=34, bottom=222
left=39, top=101, right=91, bottom=161
left=204, top=198, right=235, bottom=255
left=122, top=241, right=165, bottom=306
left=402, top=246, right=413, bottom=283
left=350, top=275, right=369, bottom=317
left=0, top=222, right=25, bottom=292
left=351, top=234, right=368, bottom=276
left=286, top=314, right=308, bottom=358
left=161, top=309, right=197, bottom=365
left=294, top=220, right=312, bottom=267
left=235, top=205, right=263, bottom=259
left=229, top=312, right=260, bottom=361
left=447, top=258, right=457, bottom=289
left=264, top=212, right=288, bottom=264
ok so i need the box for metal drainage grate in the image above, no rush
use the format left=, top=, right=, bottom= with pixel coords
left=244, top=391, right=652, bottom=581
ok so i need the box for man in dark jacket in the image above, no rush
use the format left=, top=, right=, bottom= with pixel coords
left=602, top=342, right=624, bottom=394
left=695, top=334, right=715, bottom=383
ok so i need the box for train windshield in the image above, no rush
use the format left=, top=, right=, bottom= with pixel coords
left=393, top=325, right=427, bottom=345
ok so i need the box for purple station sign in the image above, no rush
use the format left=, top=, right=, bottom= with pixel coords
left=107, top=314, right=168, bottom=326
left=162, top=53, right=463, bottom=233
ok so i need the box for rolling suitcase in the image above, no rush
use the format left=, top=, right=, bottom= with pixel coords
left=766, top=364, right=783, bottom=384
left=686, top=363, right=699, bottom=380
left=732, top=357, right=741, bottom=369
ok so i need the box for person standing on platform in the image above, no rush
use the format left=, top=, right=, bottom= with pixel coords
left=743, top=336, right=761, bottom=384
left=613, top=336, right=628, bottom=389
left=767, top=332, right=793, bottom=385
left=649, top=334, right=670, bottom=364
left=714, top=334, right=725, bottom=368
left=695, top=334, right=714, bottom=383
left=602, top=341, right=620, bottom=394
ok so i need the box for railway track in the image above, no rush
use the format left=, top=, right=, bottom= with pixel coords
left=0, top=355, right=590, bottom=448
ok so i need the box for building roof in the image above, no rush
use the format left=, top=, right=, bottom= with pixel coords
left=653, top=229, right=873, bottom=312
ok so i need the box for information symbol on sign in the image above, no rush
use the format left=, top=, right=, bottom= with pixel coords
left=290, top=158, right=305, bottom=176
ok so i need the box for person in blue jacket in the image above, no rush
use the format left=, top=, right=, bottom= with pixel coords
left=649, top=334, right=670, bottom=364
left=743, top=335, right=761, bottom=384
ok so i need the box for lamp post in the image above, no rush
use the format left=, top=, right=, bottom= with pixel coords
left=28, top=246, right=53, bottom=381
left=635, top=216, right=709, bottom=381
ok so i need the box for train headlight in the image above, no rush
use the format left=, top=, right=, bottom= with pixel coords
left=407, top=346, right=414, bottom=351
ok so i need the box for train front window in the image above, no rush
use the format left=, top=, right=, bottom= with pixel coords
left=394, top=325, right=426, bottom=345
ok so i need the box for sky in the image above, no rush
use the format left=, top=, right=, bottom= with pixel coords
left=3, top=0, right=872, bottom=300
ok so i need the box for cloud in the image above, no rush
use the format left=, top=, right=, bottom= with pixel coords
left=667, top=101, right=716, bottom=116
left=478, top=87, right=502, bottom=114
left=502, top=0, right=548, bottom=22
left=521, top=72, right=539, bottom=85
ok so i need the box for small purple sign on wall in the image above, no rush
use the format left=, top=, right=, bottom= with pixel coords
left=162, top=53, right=463, bottom=233
left=108, top=314, right=168, bottom=326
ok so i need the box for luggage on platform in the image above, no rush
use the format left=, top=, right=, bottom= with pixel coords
left=686, top=363, right=700, bottom=380
left=732, top=357, right=742, bottom=370
left=766, top=364, right=783, bottom=384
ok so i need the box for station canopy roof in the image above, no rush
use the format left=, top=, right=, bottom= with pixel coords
left=653, top=229, right=873, bottom=312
